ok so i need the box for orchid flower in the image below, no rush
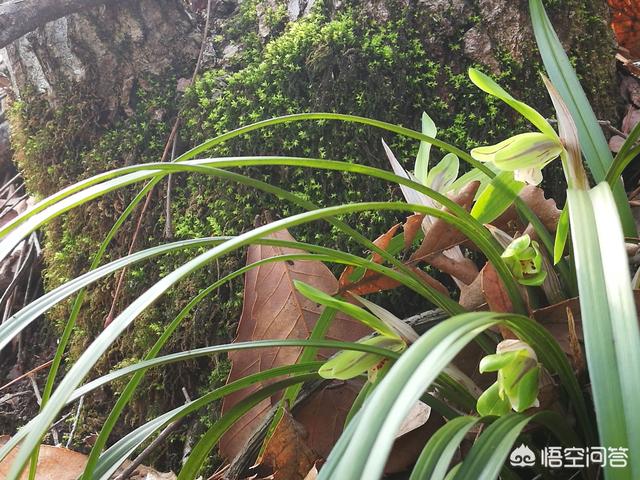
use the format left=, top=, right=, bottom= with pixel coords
left=501, top=234, right=547, bottom=286
left=468, top=68, right=565, bottom=186
left=317, top=293, right=420, bottom=382
left=294, top=282, right=419, bottom=382
left=477, top=339, right=541, bottom=416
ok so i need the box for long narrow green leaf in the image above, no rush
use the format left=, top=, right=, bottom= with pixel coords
left=415, top=111, right=438, bottom=184
left=94, top=371, right=318, bottom=479
left=453, top=411, right=580, bottom=480
left=607, top=121, right=640, bottom=184
left=84, top=257, right=337, bottom=477
left=568, top=182, right=640, bottom=479
left=410, top=416, right=479, bottom=480
left=607, top=143, right=640, bottom=187
left=553, top=204, right=569, bottom=264
left=0, top=112, right=568, bottom=291
left=468, top=68, right=557, bottom=139
left=0, top=237, right=228, bottom=352
left=177, top=371, right=313, bottom=480
left=0, top=157, right=524, bottom=312
left=529, top=0, right=636, bottom=236
left=0, top=234, right=452, bottom=363
left=319, top=312, right=500, bottom=479
left=0, top=202, right=494, bottom=478
left=72, top=339, right=398, bottom=403
left=319, top=311, right=590, bottom=479
left=470, top=171, right=524, bottom=224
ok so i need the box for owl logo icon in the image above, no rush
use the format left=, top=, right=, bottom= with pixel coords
left=509, top=443, right=536, bottom=467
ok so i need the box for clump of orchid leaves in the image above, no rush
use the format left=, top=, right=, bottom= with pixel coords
left=294, top=66, right=573, bottom=418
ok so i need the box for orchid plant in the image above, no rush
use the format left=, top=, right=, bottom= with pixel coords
left=0, top=1, right=638, bottom=480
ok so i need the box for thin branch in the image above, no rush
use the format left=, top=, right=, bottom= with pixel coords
left=0, top=359, right=53, bottom=392
left=65, top=395, right=84, bottom=448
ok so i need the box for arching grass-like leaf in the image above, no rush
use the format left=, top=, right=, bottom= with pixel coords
left=568, top=182, right=640, bottom=480
left=318, top=311, right=590, bottom=479
left=409, top=416, right=479, bottom=480
left=529, top=0, right=636, bottom=236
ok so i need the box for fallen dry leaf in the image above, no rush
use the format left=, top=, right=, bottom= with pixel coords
left=292, top=380, right=363, bottom=458
left=338, top=223, right=400, bottom=293
left=402, top=214, right=424, bottom=249
left=427, top=252, right=478, bottom=286
left=395, top=401, right=431, bottom=438
left=481, top=262, right=518, bottom=339
left=458, top=270, right=486, bottom=311
left=303, top=464, right=319, bottom=480
left=410, top=181, right=479, bottom=262
left=253, top=411, right=318, bottom=480
left=608, top=0, right=640, bottom=58
left=384, top=416, right=447, bottom=474
left=566, top=307, right=585, bottom=374
left=493, top=186, right=561, bottom=235
left=0, top=438, right=175, bottom=480
left=220, top=229, right=371, bottom=460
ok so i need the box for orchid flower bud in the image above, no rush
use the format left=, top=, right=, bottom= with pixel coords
left=318, top=335, right=406, bottom=381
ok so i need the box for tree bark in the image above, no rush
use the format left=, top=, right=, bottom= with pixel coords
left=0, top=0, right=112, bottom=49
left=3, top=0, right=199, bottom=105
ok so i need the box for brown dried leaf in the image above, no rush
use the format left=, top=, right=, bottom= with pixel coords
left=458, top=270, right=486, bottom=311
left=304, top=465, right=319, bottom=480
left=493, top=186, right=561, bottom=235
left=0, top=439, right=175, bottom=479
left=410, top=181, right=479, bottom=262
left=254, top=411, right=318, bottom=480
left=566, top=307, right=585, bottom=374
left=622, top=105, right=640, bottom=134
left=395, top=401, right=431, bottom=438
left=481, top=262, right=517, bottom=339
left=384, top=416, right=447, bottom=474
left=292, top=380, right=363, bottom=458
left=220, top=229, right=370, bottom=460
left=338, top=265, right=449, bottom=297
left=338, top=223, right=401, bottom=292
left=403, top=214, right=424, bottom=249
left=427, top=253, right=479, bottom=286
left=610, top=135, right=626, bottom=153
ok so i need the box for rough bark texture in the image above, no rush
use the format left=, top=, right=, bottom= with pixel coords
left=3, top=0, right=199, bottom=111
left=0, top=0, right=622, bottom=473
left=0, top=0, right=110, bottom=49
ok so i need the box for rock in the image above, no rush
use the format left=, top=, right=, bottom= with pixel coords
left=222, top=42, right=240, bottom=61
left=463, top=27, right=500, bottom=74
left=256, top=0, right=279, bottom=39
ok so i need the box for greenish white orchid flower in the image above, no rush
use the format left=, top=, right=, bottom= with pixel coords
left=471, top=132, right=563, bottom=186
left=316, top=293, right=420, bottom=382
left=477, top=339, right=541, bottom=416
left=294, top=281, right=419, bottom=382
left=468, top=68, right=566, bottom=186
left=501, top=234, right=547, bottom=286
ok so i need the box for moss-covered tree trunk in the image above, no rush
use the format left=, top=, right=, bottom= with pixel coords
left=1, top=0, right=621, bottom=471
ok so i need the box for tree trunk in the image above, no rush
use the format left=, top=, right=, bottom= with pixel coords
left=0, top=0, right=111, bottom=50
